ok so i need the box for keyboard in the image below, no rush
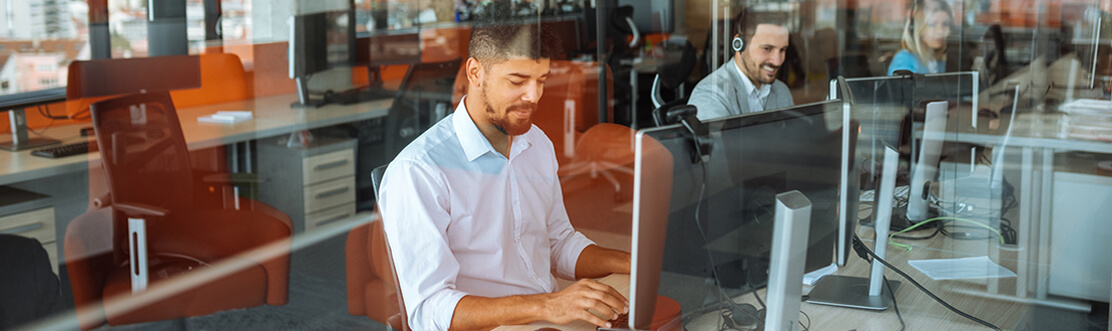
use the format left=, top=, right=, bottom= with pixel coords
left=30, top=141, right=98, bottom=158
left=596, top=313, right=629, bottom=330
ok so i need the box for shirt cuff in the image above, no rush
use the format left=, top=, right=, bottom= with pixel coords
left=555, top=232, right=595, bottom=280
left=414, top=288, right=468, bottom=331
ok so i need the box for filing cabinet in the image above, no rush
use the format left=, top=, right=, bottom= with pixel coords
left=0, top=186, right=57, bottom=274
left=258, top=136, right=357, bottom=233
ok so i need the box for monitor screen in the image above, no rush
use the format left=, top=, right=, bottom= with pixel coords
left=290, top=10, right=356, bottom=79
left=355, top=29, right=421, bottom=67
left=638, top=100, right=847, bottom=311
left=617, top=0, right=675, bottom=34
left=833, top=75, right=913, bottom=191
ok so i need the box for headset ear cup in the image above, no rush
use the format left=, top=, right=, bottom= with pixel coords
left=732, top=36, right=744, bottom=52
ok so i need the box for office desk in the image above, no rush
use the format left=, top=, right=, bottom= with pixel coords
left=0, top=94, right=392, bottom=186
left=0, top=93, right=392, bottom=270
left=683, top=227, right=1027, bottom=330
left=496, top=225, right=1028, bottom=330
left=925, top=111, right=1112, bottom=303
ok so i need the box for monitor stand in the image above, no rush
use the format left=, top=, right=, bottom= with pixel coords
left=808, top=146, right=902, bottom=310
left=291, top=76, right=327, bottom=108
left=0, top=109, right=61, bottom=151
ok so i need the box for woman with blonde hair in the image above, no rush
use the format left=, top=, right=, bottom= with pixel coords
left=887, top=0, right=954, bottom=74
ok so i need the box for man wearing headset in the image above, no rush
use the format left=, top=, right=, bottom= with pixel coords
left=689, top=8, right=794, bottom=120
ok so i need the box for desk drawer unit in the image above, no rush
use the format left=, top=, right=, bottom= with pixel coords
left=259, top=136, right=358, bottom=233
left=303, top=149, right=356, bottom=185
left=304, top=177, right=356, bottom=213
left=306, top=202, right=357, bottom=232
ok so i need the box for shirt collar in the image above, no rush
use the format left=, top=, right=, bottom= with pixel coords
left=732, top=59, right=771, bottom=99
left=453, top=96, right=534, bottom=162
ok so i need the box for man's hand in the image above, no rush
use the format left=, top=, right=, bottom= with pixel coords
left=449, top=279, right=629, bottom=330
left=540, top=279, right=629, bottom=328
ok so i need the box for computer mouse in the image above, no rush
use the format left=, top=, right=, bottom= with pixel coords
left=730, top=303, right=761, bottom=326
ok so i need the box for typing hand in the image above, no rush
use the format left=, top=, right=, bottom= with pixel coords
left=540, top=279, right=629, bottom=328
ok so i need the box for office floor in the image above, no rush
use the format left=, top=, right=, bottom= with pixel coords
left=85, top=235, right=386, bottom=331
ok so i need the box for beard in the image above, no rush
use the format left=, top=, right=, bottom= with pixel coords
left=481, top=84, right=536, bottom=136
left=742, top=54, right=780, bottom=85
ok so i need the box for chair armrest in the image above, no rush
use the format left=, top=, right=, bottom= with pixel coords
left=200, top=172, right=267, bottom=184
left=92, top=192, right=111, bottom=208
left=114, top=202, right=169, bottom=218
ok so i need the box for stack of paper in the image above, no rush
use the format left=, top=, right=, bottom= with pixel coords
left=908, top=256, right=1016, bottom=280
left=198, top=111, right=253, bottom=124
left=1059, top=99, right=1112, bottom=141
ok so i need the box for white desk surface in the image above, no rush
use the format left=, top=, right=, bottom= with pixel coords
left=0, top=94, right=392, bottom=186
left=495, top=226, right=1027, bottom=330
left=915, top=109, right=1112, bottom=154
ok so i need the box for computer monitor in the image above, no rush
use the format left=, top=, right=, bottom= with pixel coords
left=616, top=0, right=674, bottom=34
left=641, top=100, right=849, bottom=310
left=627, top=125, right=676, bottom=329
left=289, top=9, right=357, bottom=107
left=830, top=72, right=976, bottom=229
left=355, top=29, right=421, bottom=68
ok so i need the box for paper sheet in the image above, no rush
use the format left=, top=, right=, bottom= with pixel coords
left=908, top=256, right=1017, bottom=280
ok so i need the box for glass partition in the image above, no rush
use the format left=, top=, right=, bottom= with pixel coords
left=3, top=0, right=1110, bottom=330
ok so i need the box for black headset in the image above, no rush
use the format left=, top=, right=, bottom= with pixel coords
left=731, top=35, right=745, bottom=53
left=731, top=8, right=747, bottom=53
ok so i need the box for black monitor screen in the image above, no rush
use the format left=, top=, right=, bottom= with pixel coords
left=290, top=10, right=356, bottom=79
left=617, top=0, right=674, bottom=34
left=641, top=100, right=846, bottom=310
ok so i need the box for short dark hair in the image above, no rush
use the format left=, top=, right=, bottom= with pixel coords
left=733, top=7, right=791, bottom=46
left=468, top=2, right=561, bottom=67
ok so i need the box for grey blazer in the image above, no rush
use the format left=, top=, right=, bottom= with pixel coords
left=688, top=60, right=794, bottom=121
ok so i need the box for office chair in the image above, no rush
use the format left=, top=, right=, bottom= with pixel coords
left=346, top=164, right=409, bottom=330
left=981, top=24, right=1010, bottom=87
left=559, top=123, right=637, bottom=201
left=825, top=54, right=875, bottom=81
left=649, top=39, right=697, bottom=127
left=64, top=91, right=292, bottom=330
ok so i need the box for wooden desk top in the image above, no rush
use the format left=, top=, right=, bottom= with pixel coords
left=0, top=94, right=391, bottom=186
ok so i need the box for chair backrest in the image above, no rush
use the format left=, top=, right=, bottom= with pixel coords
left=90, top=91, right=194, bottom=212
left=982, top=24, right=1009, bottom=87
left=369, top=163, right=408, bottom=331
left=650, top=38, right=697, bottom=110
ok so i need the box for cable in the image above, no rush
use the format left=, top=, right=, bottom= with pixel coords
left=885, top=275, right=906, bottom=331
left=852, top=234, right=1003, bottom=331
left=36, top=104, right=68, bottom=120
left=887, top=216, right=1004, bottom=251
left=689, top=160, right=766, bottom=328
left=891, top=220, right=943, bottom=241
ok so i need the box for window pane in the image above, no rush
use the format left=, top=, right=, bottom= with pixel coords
left=0, top=0, right=89, bottom=96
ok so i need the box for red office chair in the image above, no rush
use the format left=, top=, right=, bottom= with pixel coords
left=559, top=123, right=637, bottom=201
left=64, top=91, right=292, bottom=330
left=346, top=164, right=408, bottom=330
